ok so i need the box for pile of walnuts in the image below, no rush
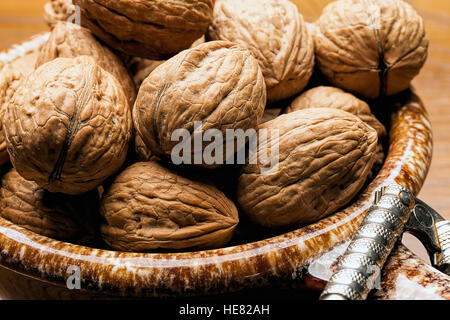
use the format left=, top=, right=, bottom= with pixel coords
left=0, top=0, right=428, bottom=251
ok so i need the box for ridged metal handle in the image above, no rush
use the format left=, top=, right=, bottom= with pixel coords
left=319, top=184, right=415, bottom=300
left=436, top=220, right=450, bottom=274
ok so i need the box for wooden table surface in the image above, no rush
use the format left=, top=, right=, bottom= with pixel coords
left=0, top=0, right=449, bottom=261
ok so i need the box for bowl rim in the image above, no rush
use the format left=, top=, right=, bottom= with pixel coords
left=0, top=33, right=433, bottom=297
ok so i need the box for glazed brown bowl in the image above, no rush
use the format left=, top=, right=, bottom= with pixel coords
left=0, top=16, right=441, bottom=298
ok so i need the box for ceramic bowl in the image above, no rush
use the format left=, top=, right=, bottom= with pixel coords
left=0, top=7, right=439, bottom=298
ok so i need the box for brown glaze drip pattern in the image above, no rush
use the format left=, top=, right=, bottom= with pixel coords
left=374, top=244, right=450, bottom=300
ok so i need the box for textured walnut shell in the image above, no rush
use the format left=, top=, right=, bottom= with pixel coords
left=100, top=161, right=239, bottom=251
left=3, top=49, right=40, bottom=77
left=286, top=86, right=387, bottom=179
left=128, top=58, right=165, bottom=89
left=3, top=56, right=132, bottom=195
left=237, top=108, right=378, bottom=227
left=0, top=48, right=41, bottom=166
left=314, top=0, right=428, bottom=99
left=133, top=41, right=266, bottom=167
left=36, top=22, right=137, bottom=108
left=286, top=86, right=386, bottom=139
left=207, top=0, right=314, bottom=102
left=128, top=37, right=206, bottom=88
left=74, top=0, right=215, bottom=59
left=134, top=134, right=156, bottom=162
left=0, top=66, right=24, bottom=166
left=0, top=168, right=98, bottom=244
left=43, top=0, right=76, bottom=27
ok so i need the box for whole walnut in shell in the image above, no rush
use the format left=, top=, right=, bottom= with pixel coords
left=3, top=56, right=133, bottom=195
left=286, top=86, right=386, bottom=139
left=207, top=0, right=314, bottom=102
left=74, top=0, right=215, bottom=59
left=36, top=22, right=137, bottom=108
left=286, top=86, right=387, bottom=177
left=133, top=41, right=266, bottom=168
left=0, top=168, right=98, bottom=244
left=237, top=108, right=378, bottom=227
left=314, top=0, right=428, bottom=99
left=44, top=0, right=76, bottom=27
left=100, top=161, right=239, bottom=251
left=0, top=65, right=24, bottom=166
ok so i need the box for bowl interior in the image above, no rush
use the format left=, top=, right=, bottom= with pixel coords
left=0, top=3, right=434, bottom=297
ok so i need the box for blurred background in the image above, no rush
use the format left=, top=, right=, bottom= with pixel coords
left=0, top=0, right=449, bottom=263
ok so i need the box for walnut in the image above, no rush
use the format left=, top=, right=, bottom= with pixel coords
left=191, top=36, right=206, bottom=48
left=261, top=108, right=282, bottom=124
left=3, top=56, right=132, bottom=195
left=314, top=0, right=428, bottom=99
left=4, top=49, right=40, bottom=77
left=0, top=66, right=24, bottom=166
left=133, top=41, right=266, bottom=168
left=0, top=47, right=42, bottom=166
left=0, top=168, right=98, bottom=244
left=35, top=22, right=137, bottom=108
left=286, top=86, right=387, bottom=178
left=43, top=0, right=76, bottom=27
left=207, top=0, right=314, bottom=102
left=127, top=36, right=206, bottom=88
left=74, top=0, right=215, bottom=59
left=100, top=161, right=239, bottom=251
left=237, top=108, right=378, bottom=227
left=128, top=58, right=165, bottom=89
left=286, top=86, right=386, bottom=139
left=134, top=134, right=156, bottom=162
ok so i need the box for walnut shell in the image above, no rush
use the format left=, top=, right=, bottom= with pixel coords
left=3, top=56, right=132, bottom=195
left=133, top=41, right=266, bottom=168
left=0, top=50, right=41, bottom=166
left=43, top=0, right=76, bottom=27
left=286, top=86, right=387, bottom=178
left=74, top=0, right=215, bottom=59
left=128, top=58, right=165, bottom=89
left=0, top=66, right=24, bottom=166
left=3, top=49, right=40, bottom=77
left=128, top=37, right=206, bottom=88
left=35, top=22, right=137, bottom=108
left=0, top=168, right=99, bottom=244
left=207, top=0, right=314, bottom=102
left=314, top=0, right=428, bottom=99
left=0, top=48, right=41, bottom=166
left=286, top=86, right=386, bottom=139
left=100, top=161, right=239, bottom=251
left=134, top=134, right=156, bottom=162
left=237, top=108, right=378, bottom=227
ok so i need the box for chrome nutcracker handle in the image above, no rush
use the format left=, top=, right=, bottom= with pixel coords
left=320, top=184, right=415, bottom=300
left=320, top=184, right=450, bottom=300
left=435, top=220, right=450, bottom=274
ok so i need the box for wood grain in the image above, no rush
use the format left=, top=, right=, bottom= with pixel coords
left=0, top=0, right=449, bottom=262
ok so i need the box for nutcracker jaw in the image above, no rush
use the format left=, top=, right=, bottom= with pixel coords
left=404, top=197, right=450, bottom=275
left=319, top=184, right=450, bottom=300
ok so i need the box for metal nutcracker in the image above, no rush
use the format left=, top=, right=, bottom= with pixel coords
left=320, top=184, right=450, bottom=300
